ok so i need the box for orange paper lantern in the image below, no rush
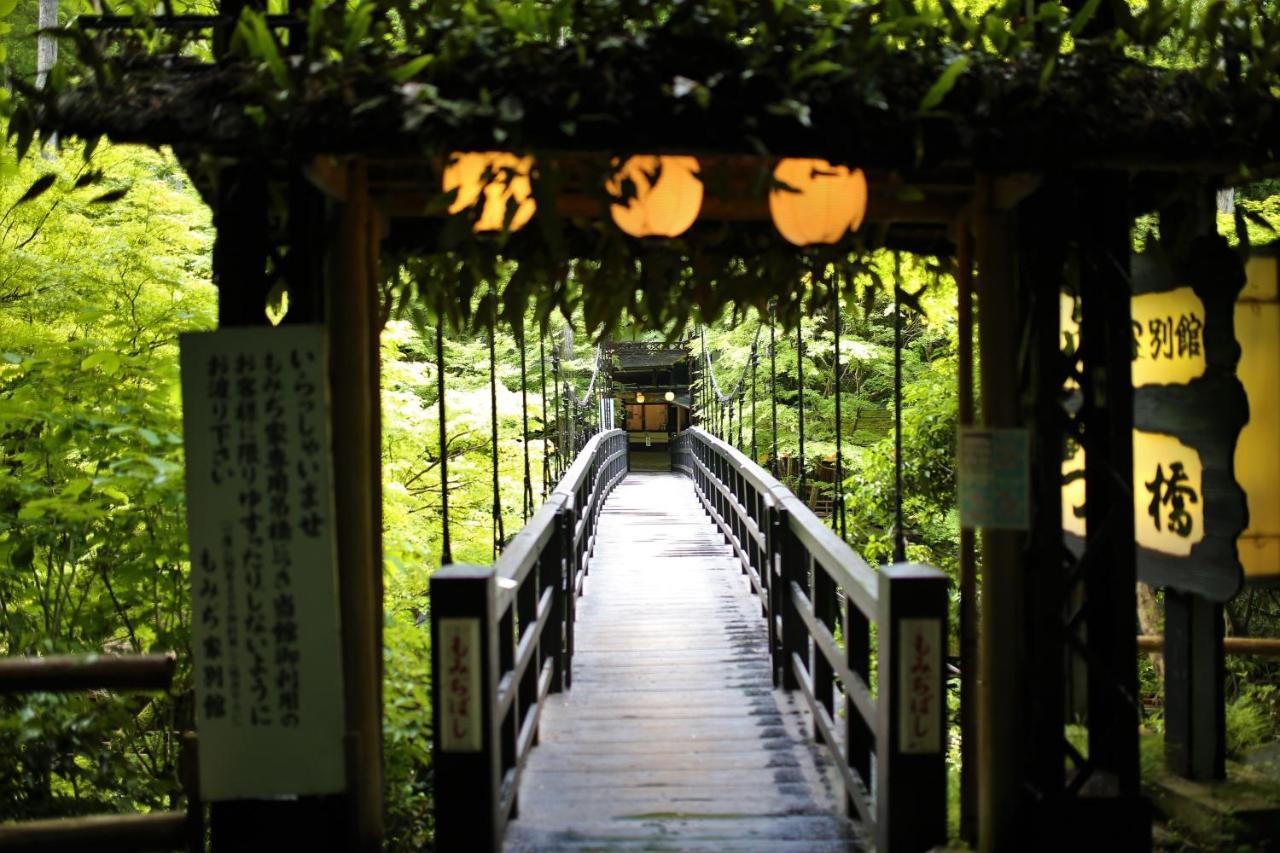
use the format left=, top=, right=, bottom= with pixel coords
left=768, top=159, right=868, bottom=246
left=606, top=155, right=704, bottom=238
left=443, top=151, right=536, bottom=233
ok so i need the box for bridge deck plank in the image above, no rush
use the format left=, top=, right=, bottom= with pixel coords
left=504, top=472, right=861, bottom=852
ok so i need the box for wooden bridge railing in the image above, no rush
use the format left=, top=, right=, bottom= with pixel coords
left=429, top=428, right=628, bottom=851
left=0, top=653, right=200, bottom=853
left=673, top=426, right=949, bottom=853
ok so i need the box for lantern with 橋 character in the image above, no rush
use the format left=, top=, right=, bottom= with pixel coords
left=768, top=158, right=868, bottom=246
left=1060, top=240, right=1264, bottom=600
left=442, top=151, right=536, bottom=233
left=606, top=155, right=704, bottom=238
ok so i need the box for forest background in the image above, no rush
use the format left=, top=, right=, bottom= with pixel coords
left=3, top=0, right=1280, bottom=848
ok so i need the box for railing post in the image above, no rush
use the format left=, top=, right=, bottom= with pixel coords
left=876, top=563, right=948, bottom=853
left=560, top=506, right=578, bottom=688
left=543, top=508, right=569, bottom=694
left=777, top=507, right=804, bottom=691
left=845, top=596, right=872, bottom=817
left=430, top=566, right=501, bottom=853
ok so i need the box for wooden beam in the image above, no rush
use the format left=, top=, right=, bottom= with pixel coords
left=0, top=654, right=175, bottom=693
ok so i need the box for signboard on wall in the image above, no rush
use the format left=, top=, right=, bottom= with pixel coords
left=1060, top=239, right=1250, bottom=601
left=958, top=428, right=1030, bottom=530
left=180, top=326, right=346, bottom=800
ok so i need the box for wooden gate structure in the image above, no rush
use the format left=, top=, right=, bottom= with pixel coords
left=12, top=0, right=1280, bottom=850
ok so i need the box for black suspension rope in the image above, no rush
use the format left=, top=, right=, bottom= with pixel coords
left=727, top=397, right=734, bottom=447
left=435, top=308, right=452, bottom=566
left=489, top=315, right=505, bottom=557
left=797, top=312, right=806, bottom=503
left=750, top=342, right=758, bottom=462
left=539, top=332, right=550, bottom=499
left=893, top=255, right=907, bottom=563
left=551, top=347, right=562, bottom=479
left=520, top=331, right=533, bottom=523
left=770, top=309, right=779, bottom=475
left=833, top=272, right=845, bottom=537
left=736, top=391, right=744, bottom=450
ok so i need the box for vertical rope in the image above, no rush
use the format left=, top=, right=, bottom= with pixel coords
left=737, top=391, right=744, bottom=450
left=750, top=342, right=758, bottom=462
left=551, top=347, right=562, bottom=479
left=727, top=397, right=734, bottom=448
left=797, top=311, right=805, bottom=503
left=489, top=316, right=504, bottom=557
left=893, top=255, right=907, bottom=563
left=539, top=332, right=550, bottom=498
left=435, top=309, right=452, bottom=566
left=829, top=267, right=839, bottom=532
left=770, top=309, right=779, bottom=475
left=520, top=330, right=533, bottom=523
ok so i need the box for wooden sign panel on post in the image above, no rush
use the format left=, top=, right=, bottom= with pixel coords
left=180, top=325, right=346, bottom=801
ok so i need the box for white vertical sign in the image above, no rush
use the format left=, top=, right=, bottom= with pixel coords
left=898, top=618, right=942, bottom=755
left=440, top=618, right=483, bottom=753
left=181, top=326, right=345, bottom=800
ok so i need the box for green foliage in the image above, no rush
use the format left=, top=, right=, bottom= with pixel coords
left=0, top=132, right=214, bottom=818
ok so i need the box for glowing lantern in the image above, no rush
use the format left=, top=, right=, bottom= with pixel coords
left=606, top=156, right=703, bottom=238
left=442, top=152, right=536, bottom=233
left=1235, top=254, right=1280, bottom=582
left=664, top=391, right=676, bottom=402
left=769, top=159, right=868, bottom=247
left=635, top=392, right=645, bottom=403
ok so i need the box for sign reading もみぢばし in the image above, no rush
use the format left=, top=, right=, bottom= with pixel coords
left=180, top=326, right=345, bottom=801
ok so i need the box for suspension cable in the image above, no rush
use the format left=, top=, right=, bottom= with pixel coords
left=833, top=271, right=845, bottom=537
left=539, top=332, right=550, bottom=499
left=750, top=341, right=758, bottom=462
left=770, top=307, right=778, bottom=475
left=893, top=254, right=907, bottom=564
left=551, top=346, right=562, bottom=479
left=797, top=311, right=806, bottom=503
left=435, top=306, right=452, bottom=566
left=520, top=329, right=533, bottom=523
left=489, top=312, right=505, bottom=557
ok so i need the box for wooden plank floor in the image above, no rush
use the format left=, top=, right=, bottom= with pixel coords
left=505, top=472, right=862, bottom=852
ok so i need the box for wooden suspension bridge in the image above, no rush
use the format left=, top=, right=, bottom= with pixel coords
left=432, top=428, right=948, bottom=852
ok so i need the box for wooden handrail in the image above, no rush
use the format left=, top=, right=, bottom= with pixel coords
left=0, top=812, right=189, bottom=853
left=1137, top=635, right=1280, bottom=657
left=673, top=427, right=948, bottom=852
left=431, top=429, right=629, bottom=852
left=0, top=653, right=176, bottom=694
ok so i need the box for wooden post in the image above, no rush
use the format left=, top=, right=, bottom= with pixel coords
left=430, top=567, right=501, bottom=852
left=1078, top=175, right=1141, bottom=796
left=1165, top=590, right=1226, bottom=778
left=845, top=597, right=872, bottom=818
left=974, top=178, right=1024, bottom=852
left=954, top=218, right=979, bottom=846
left=326, top=159, right=384, bottom=849
left=876, top=563, right=948, bottom=853
left=544, top=508, right=569, bottom=694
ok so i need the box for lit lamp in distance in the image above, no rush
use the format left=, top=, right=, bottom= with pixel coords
left=635, top=391, right=645, bottom=403
left=606, top=155, right=704, bottom=238
left=442, top=151, right=536, bottom=233
left=769, top=158, right=868, bottom=246
left=665, top=391, right=676, bottom=402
